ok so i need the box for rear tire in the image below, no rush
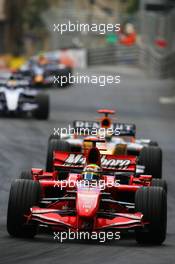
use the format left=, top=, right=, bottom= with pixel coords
left=7, top=180, right=41, bottom=238
left=149, top=141, right=159, bottom=147
left=151, top=178, right=167, bottom=192
left=34, top=94, right=49, bottom=120
left=20, top=171, right=32, bottom=180
left=139, top=146, right=162, bottom=178
left=135, top=187, right=167, bottom=244
left=49, top=134, right=60, bottom=141
left=46, top=139, right=71, bottom=172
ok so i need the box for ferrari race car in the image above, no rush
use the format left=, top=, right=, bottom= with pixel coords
left=19, top=55, right=72, bottom=88
left=46, top=109, right=162, bottom=178
left=7, top=138, right=167, bottom=244
left=0, top=76, right=49, bottom=119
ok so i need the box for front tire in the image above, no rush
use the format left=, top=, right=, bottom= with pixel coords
left=7, top=180, right=41, bottom=238
left=135, top=187, right=167, bottom=244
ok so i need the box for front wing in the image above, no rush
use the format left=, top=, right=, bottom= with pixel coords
left=29, top=207, right=145, bottom=231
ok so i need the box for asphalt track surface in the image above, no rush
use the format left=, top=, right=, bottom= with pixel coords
left=0, top=66, right=175, bottom=264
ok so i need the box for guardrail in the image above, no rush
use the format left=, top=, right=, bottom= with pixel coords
left=87, top=43, right=175, bottom=78
left=88, top=45, right=139, bottom=66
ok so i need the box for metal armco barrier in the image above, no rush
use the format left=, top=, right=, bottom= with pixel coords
left=88, top=44, right=175, bottom=79
left=88, top=45, right=139, bottom=66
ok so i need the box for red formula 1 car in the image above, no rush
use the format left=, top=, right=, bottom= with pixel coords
left=7, top=138, right=167, bottom=244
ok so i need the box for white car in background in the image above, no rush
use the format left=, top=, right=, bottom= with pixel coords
left=0, top=77, right=49, bottom=119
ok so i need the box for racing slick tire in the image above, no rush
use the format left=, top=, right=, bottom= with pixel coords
left=149, top=141, right=159, bottom=147
left=48, top=134, right=81, bottom=153
left=135, top=187, right=167, bottom=245
left=46, top=139, right=71, bottom=172
left=138, top=146, right=162, bottom=178
left=49, top=134, right=60, bottom=141
left=20, top=171, right=33, bottom=180
left=151, top=179, right=167, bottom=192
left=34, top=94, right=49, bottom=120
left=7, top=179, right=41, bottom=238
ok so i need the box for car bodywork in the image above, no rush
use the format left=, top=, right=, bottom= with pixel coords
left=24, top=141, right=153, bottom=232
left=60, top=109, right=158, bottom=156
left=0, top=78, right=49, bottom=119
left=7, top=138, right=167, bottom=244
left=20, top=59, right=72, bottom=88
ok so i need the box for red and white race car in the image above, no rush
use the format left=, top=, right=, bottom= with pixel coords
left=7, top=138, right=167, bottom=244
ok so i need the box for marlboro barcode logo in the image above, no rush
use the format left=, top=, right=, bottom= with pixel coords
left=63, top=154, right=131, bottom=169
left=64, top=154, right=85, bottom=165
left=101, top=156, right=130, bottom=169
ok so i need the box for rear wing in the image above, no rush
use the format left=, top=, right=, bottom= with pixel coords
left=73, top=120, right=136, bottom=137
left=112, top=123, right=136, bottom=137
left=53, top=151, right=137, bottom=173
left=0, top=79, right=30, bottom=87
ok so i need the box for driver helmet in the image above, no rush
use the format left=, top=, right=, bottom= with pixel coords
left=82, top=164, right=101, bottom=181
left=7, top=79, right=17, bottom=89
left=38, top=53, right=48, bottom=65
